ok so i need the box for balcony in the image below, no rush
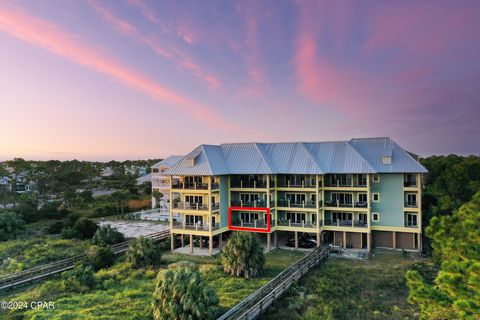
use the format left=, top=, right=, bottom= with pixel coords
left=230, top=219, right=268, bottom=229
left=230, top=180, right=267, bottom=188
left=230, top=200, right=272, bottom=208
left=325, top=179, right=353, bottom=188
left=173, top=202, right=219, bottom=211
left=172, top=181, right=209, bottom=190
left=276, top=180, right=316, bottom=188
left=324, top=200, right=368, bottom=208
left=324, top=219, right=368, bottom=228
left=404, top=201, right=418, bottom=208
left=276, top=199, right=317, bottom=208
left=172, top=221, right=220, bottom=231
left=404, top=223, right=419, bottom=228
left=403, top=179, right=417, bottom=188
left=211, top=182, right=219, bottom=190
left=277, top=219, right=317, bottom=228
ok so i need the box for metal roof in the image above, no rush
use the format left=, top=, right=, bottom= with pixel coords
left=151, top=155, right=183, bottom=169
left=349, top=138, right=428, bottom=173
left=163, top=137, right=427, bottom=175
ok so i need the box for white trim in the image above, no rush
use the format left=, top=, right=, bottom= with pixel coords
left=372, top=212, right=380, bottom=222
left=373, top=174, right=380, bottom=182
left=372, top=193, right=380, bottom=202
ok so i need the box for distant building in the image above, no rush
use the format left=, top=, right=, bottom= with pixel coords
left=1, top=174, right=35, bottom=193
left=136, top=173, right=152, bottom=185
left=163, top=137, right=427, bottom=256
left=100, top=167, right=114, bottom=177
left=150, top=156, right=183, bottom=209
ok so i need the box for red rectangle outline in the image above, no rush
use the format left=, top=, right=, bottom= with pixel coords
left=228, top=207, right=271, bottom=233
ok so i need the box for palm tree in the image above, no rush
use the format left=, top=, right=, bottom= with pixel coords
left=152, top=190, right=163, bottom=208
left=152, top=267, right=219, bottom=320
left=126, top=237, right=162, bottom=268
left=222, top=231, right=265, bottom=279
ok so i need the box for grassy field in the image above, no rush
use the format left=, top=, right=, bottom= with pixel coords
left=1, top=249, right=305, bottom=319
left=261, top=250, right=426, bottom=320
left=0, top=235, right=90, bottom=275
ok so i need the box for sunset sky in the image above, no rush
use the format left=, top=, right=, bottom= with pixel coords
left=1, top=0, right=479, bottom=161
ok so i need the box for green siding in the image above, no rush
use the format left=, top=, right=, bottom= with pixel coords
left=371, top=174, right=404, bottom=227
left=219, top=176, right=229, bottom=228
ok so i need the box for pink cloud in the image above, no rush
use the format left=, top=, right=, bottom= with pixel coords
left=0, top=2, right=230, bottom=128
left=363, top=3, right=479, bottom=59
left=232, top=1, right=270, bottom=96
left=292, top=2, right=384, bottom=115
left=88, top=0, right=220, bottom=89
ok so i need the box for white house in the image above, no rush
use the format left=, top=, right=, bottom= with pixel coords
left=150, top=156, right=183, bottom=209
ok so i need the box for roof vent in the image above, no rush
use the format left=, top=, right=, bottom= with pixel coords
left=382, top=155, right=392, bottom=165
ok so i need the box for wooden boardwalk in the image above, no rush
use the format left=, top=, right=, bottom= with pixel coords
left=217, top=246, right=329, bottom=320
left=0, top=229, right=170, bottom=291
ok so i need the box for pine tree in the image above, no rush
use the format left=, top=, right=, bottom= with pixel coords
left=406, top=192, right=480, bottom=319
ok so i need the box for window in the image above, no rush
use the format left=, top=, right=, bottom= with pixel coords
left=185, top=215, right=203, bottom=226
left=185, top=195, right=203, bottom=204
left=406, top=213, right=418, bottom=227
left=373, top=193, right=380, bottom=202
left=286, top=193, right=306, bottom=204
left=405, top=193, right=417, bottom=207
left=240, top=193, right=260, bottom=203
left=331, top=193, right=353, bottom=206
left=286, top=212, right=306, bottom=224
left=357, top=193, right=368, bottom=204
left=356, top=174, right=367, bottom=186
left=372, top=212, right=380, bottom=222
left=240, top=212, right=259, bottom=224
left=373, top=174, right=380, bottom=182
left=332, top=212, right=352, bottom=222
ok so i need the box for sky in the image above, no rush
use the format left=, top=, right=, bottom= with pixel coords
left=0, top=0, right=479, bottom=161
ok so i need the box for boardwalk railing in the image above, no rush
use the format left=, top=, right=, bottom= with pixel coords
left=0, top=229, right=170, bottom=291
left=217, top=246, right=329, bottom=320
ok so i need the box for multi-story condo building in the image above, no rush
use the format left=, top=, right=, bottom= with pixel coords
left=163, top=138, right=427, bottom=256
left=150, top=156, right=183, bottom=208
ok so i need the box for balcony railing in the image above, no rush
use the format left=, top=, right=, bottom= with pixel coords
left=324, top=200, right=368, bottom=208
left=172, top=221, right=220, bottom=231
left=172, top=182, right=209, bottom=190
left=404, top=223, right=419, bottom=228
left=404, top=180, right=418, bottom=187
left=230, top=219, right=268, bottom=229
left=173, top=202, right=209, bottom=211
left=404, top=202, right=418, bottom=208
left=276, top=180, right=316, bottom=188
left=211, top=183, right=219, bottom=190
left=277, top=219, right=317, bottom=228
left=230, top=200, right=272, bottom=208
left=324, top=219, right=368, bottom=228
left=172, top=202, right=219, bottom=211
left=324, top=179, right=353, bottom=187
left=276, top=199, right=317, bottom=208
left=230, top=180, right=267, bottom=188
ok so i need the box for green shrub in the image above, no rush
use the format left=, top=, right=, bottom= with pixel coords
left=87, top=245, right=115, bottom=271
left=64, top=212, right=80, bottom=227
left=92, top=203, right=117, bottom=217
left=61, top=264, right=96, bottom=292
left=15, top=199, right=39, bottom=223
left=45, top=221, right=64, bottom=234
left=92, top=225, right=125, bottom=247
left=38, top=201, right=64, bottom=219
left=152, top=267, right=219, bottom=320
left=72, top=218, right=98, bottom=240
left=126, top=237, right=162, bottom=268
left=0, top=212, right=25, bottom=241
left=222, top=231, right=265, bottom=279
left=61, top=226, right=79, bottom=239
